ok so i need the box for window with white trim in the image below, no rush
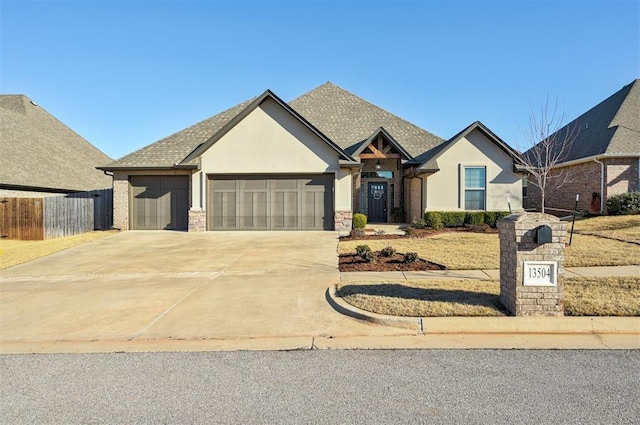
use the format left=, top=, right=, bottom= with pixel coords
left=464, top=167, right=486, bottom=210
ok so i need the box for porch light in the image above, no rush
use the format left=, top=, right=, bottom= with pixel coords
left=375, top=160, right=382, bottom=170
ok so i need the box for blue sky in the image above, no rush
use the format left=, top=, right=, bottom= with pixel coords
left=1, top=0, right=638, bottom=160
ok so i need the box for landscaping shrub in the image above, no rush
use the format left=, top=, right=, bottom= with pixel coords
left=412, top=218, right=427, bottom=229
left=403, top=252, right=419, bottom=263
left=404, top=227, right=416, bottom=236
left=465, top=212, right=485, bottom=225
left=441, top=212, right=466, bottom=227
left=361, top=250, right=375, bottom=263
left=380, top=246, right=396, bottom=257
left=423, top=212, right=443, bottom=230
left=468, top=223, right=491, bottom=233
left=606, top=192, right=640, bottom=215
left=349, top=228, right=365, bottom=237
left=355, top=244, right=371, bottom=257
left=352, top=213, right=367, bottom=229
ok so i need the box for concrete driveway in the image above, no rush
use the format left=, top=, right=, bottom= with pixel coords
left=0, top=231, right=406, bottom=345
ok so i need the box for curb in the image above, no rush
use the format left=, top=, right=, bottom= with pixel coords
left=326, top=285, right=640, bottom=334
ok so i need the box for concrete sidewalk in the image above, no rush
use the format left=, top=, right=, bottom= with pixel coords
left=340, top=265, right=640, bottom=282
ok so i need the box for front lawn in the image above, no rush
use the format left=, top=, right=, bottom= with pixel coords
left=338, top=216, right=640, bottom=269
left=337, top=276, right=640, bottom=317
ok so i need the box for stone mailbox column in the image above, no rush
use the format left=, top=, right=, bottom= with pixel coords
left=497, top=213, right=567, bottom=316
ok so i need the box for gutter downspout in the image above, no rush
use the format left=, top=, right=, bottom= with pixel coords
left=593, top=158, right=604, bottom=214
left=419, top=175, right=425, bottom=217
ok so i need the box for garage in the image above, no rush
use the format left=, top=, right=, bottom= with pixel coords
left=130, top=176, right=189, bottom=230
left=208, top=175, right=333, bottom=230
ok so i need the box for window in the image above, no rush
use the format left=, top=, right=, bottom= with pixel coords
left=522, top=175, right=528, bottom=198
left=361, top=171, right=394, bottom=179
left=464, top=167, right=486, bottom=210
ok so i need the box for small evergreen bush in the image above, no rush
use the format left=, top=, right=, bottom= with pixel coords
left=465, top=212, right=485, bottom=225
left=441, top=212, right=466, bottom=227
left=606, top=192, right=640, bottom=215
left=404, top=227, right=416, bottom=236
left=403, top=252, right=419, bottom=263
left=355, top=244, right=371, bottom=257
left=412, top=218, right=427, bottom=229
left=352, top=213, right=367, bottom=229
left=380, top=246, right=396, bottom=257
left=424, top=212, right=443, bottom=230
left=361, top=250, right=375, bottom=263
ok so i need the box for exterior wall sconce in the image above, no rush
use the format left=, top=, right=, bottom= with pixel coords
left=375, top=160, right=382, bottom=170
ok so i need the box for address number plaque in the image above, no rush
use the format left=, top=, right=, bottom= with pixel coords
left=523, top=261, right=558, bottom=287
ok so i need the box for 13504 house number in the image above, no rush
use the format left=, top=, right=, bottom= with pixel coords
left=523, top=261, right=558, bottom=286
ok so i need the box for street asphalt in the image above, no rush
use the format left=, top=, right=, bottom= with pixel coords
left=1, top=350, right=639, bottom=424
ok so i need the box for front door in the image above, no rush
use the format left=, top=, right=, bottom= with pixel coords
left=367, top=182, right=387, bottom=222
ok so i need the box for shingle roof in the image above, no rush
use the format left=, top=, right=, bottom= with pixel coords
left=526, top=79, right=640, bottom=163
left=104, top=98, right=254, bottom=168
left=102, top=82, right=446, bottom=170
left=0, top=95, right=112, bottom=192
left=289, top=82, right=445, bottom=158
left=417, top=121, right=522, bottom=172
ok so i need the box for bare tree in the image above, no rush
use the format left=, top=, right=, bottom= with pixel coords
left=516, top=98, right=579, bottom=214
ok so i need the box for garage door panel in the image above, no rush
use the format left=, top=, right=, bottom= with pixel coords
left=130, top=176, right=189, bottom=231
left=240, top=191, right=267, bottom=229
left=208, top=175, right=333, bottom=231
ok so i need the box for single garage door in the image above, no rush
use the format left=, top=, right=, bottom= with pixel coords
left=208, top=175, right=333, bottom=230
left=130, top=176, right=189, bottom=230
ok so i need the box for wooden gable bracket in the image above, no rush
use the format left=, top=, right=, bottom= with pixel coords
left=360, top=134, right=401, bottom=158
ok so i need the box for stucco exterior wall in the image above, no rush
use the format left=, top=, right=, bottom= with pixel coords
left=200, top=98, right=340, bottom=175
left=424, top=129, right=522, bottom=211
left=112, top=169, right=192, bottom=230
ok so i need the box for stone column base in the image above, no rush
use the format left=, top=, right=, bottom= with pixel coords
left=335, top=211, right=353, bottom=235
left=188, top=209, right=206, bottom=232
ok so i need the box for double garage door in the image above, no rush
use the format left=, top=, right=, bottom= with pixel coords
left=208, top=175, right=333, bottom=231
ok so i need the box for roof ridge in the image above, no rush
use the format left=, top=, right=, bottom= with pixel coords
left=293, top=82, right=445, bottom=142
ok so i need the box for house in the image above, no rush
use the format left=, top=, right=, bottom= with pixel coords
left=99, top=83, right=524, bottom=232
left=523, top=79, right=640, bottom=214
left=0, top=95, right=112, bottom=197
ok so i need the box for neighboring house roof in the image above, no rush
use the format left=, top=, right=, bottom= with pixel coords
left=0, top=95, right=112, bottom=192
left=289, top=82, right=445, bottom=158
left=526, top=79, right=640, bottom=164
left=417, top=121, right=523, bottom=172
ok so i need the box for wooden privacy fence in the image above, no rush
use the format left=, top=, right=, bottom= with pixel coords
left=0, top=189, right=113, bottom=240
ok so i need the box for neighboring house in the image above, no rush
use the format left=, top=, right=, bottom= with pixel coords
left=99, top=83, right=524, bottom=232
left=524, top=79, right=640, bottom=214
left=0, top=95, right=112, bottom=197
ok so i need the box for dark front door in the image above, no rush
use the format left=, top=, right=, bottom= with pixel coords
left=367, top=182, right=387, bottom=222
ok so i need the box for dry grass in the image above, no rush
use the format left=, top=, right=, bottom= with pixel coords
left=339, top=216, right=640, bottom=269
left=339, top=233, right=500, bottom=270
left=337, top=276, right=640, bottom=317
left=570, top=215, right=640, bottom=244
left=337, top=279, right=505, bottom=317
left=0, top=231, right=118, bottom=270
left=564, top=276, right=640, bottom=316
left=564, top=234, right=640, bottom=267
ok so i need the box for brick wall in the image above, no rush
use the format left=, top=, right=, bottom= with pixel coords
left=335, top=210, right=353, bottom=235
left=607, top=158, right=639, bottom=196
left=524, top=157, right=639, bottom=214
left=498, top=213, right=567, bottom=316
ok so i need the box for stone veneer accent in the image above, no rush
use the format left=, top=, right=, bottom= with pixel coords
left=188, top=209, right=206, bottom=232
left=497, top=213, right=567, bottom=317
left=335, top=210, right=353, bottom=234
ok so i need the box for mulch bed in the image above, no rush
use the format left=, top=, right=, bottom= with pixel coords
left=339, top=252, right=446, bottom=272
left=340, top=226, right=497, bottom=241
